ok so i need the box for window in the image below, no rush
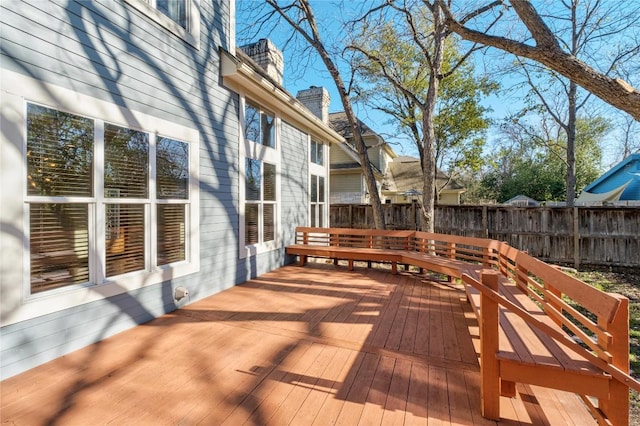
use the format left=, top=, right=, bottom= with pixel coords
left=310, top=139, right=323, bottom=165
left=309, top=138, right=327, bottom=228
left=156, top=137, right=189, bottom=265
left=240, top=98, right=279, bottom=257
left=26, top=103, right=192, bottom=294
left=245, top=102, right=275, bottom=148
left=124, top=0, right=200, bottom=48
left=155, top=0, right=188, bottom=29
left=310, top=175, right=325, bottom=227
left=245, top=159, right=276, bottom=245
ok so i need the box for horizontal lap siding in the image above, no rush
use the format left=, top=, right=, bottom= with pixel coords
left=280, top=121, right=308, bottom=247
left=0, top=0, right=273, bottom=379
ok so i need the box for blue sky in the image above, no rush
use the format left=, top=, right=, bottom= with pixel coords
left=235, top=1, right=635, bottom=167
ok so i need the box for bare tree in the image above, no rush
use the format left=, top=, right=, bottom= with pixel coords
left=506, top=0, right=639, bottom=205
left=438, top=0, right=640, bottom=121
left=618, top=116, right=640, bottom=160
left=252, top=0, right=387, bottom=229
left=346, top=0, right=499, bottom=231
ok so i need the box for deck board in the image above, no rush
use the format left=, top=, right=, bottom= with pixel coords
left=1, top=263, right=596, bottom=425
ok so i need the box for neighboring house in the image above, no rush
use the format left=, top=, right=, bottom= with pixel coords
left=0, top=2, right=339, bottom=379
left=382, top=156, right=466, bottom=205
left=577, top=153, right=640, bottom=204
left=328, top=112, right=397, bottom=204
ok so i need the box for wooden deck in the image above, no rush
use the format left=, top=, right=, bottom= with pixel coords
left=1, top=263, right=596, bottom=425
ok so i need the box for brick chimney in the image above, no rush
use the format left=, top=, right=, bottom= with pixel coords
left=239, top=39, right=284, bottom=85
left=296, top=86, right=330, bottom=124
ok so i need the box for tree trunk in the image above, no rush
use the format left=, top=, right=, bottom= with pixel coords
left=342, top=100, right=386, bottom=229
left=267, top=0, right=387, bottom=229
left=420, top=3, right=446, bottom=233
left=565, top=76, right=577, bottom=206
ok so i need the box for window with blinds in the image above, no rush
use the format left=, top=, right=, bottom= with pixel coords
left=27, top=105, right=93, bottom=293
left=27, top=104, right=93, bottom=197
left=244, top=158, right=276, bottom=246
left=25, top=103, right=191, bottom=294
left=241, top=97, right=279, bottom=256
left=158, top=204, right=186, bottom=265
left=29, top=204, right=90, bottom=293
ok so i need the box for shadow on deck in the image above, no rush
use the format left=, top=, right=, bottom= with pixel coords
left=0, top=263, right=596, bottom=425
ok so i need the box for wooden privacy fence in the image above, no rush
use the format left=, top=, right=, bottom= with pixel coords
left=330, top=204, right=640, bottom=268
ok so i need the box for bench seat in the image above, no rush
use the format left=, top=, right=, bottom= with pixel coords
left=465, top=279, right=611, bottom=400
left=286, top=244, right=481, bottom=279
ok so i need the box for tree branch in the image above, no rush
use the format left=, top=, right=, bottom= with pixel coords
left=437, top=0, right=640, bottom=120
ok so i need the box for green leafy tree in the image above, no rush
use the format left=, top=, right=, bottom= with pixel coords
left=478, top=116, right=608, bottom=203
left=347, top=1, right=498, bottom=230
left=354, top=25, right=496, bottom=192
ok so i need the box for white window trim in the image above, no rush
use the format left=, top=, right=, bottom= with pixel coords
left=239, top=96, right=281, bottom=259
left=0, top=69, right=199, bottom=326
left=123, top=0, right=201, bottom=49
left=309, top=137, right=328, bottom=227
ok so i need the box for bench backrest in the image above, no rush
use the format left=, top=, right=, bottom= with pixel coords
left=496, top=241, right=624, bottom=363
left=411, top=231, right=500, bottom=267
left=294, top=227, right=413, bottom=250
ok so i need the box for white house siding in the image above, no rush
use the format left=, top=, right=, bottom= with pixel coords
left=439, top=192, right=461, bottom=205
left=331, top=144, right=355, bottom=164
left=366, top=144, right=381, bottom=169
left=0, top=0, right=306, bottom=379
left=330, top=174, right=364, bottom=203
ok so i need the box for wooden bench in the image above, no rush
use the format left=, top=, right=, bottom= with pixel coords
left=286, top=227, right=639, bottom=425
left=286, top=227, right=492, bottom=279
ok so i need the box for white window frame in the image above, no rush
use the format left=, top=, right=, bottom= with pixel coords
left=123, top=0, right=201, bottom=49
left=309, top=137, right=328, bottom=227
left=0, top=69, right=199, bottom=325
left=239, top=97, right=281, bottom=259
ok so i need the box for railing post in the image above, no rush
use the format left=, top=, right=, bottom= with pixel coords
left=482, top=247, right=491, bottom=267
left=480, top=269, right=501, bottom=420
left=599, top=295, right=629, bottom=426
left=448, top=242, right=456, bottom=260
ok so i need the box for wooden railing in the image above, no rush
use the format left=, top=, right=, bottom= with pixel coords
left=287, top=227, right=639, bottom=425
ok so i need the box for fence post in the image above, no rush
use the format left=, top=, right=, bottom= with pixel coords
left=573, top=207, right=580, bottom=270
left=482, top=205, right=489, bottom=238
left=348, top=204, right=353, bottom=228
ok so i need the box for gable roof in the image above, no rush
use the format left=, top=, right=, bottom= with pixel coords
left=328, top=112, right=386, bottom=177
left=329, top=112, right=397, bottom=159
left=328, top=112, right=378, bottom=138
left=581, top=153, right=640, bottom=201
left=384, top=157, right=464, bottom=194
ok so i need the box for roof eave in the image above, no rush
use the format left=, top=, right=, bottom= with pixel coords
left=220, top=48, right=343, bottom=145
left=583, top=153, right=640, bottom=192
